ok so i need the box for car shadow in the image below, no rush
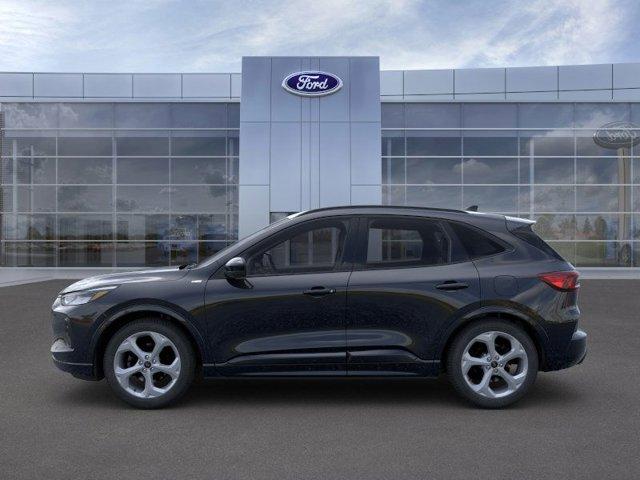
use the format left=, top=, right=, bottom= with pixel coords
left=55, top=373, right=581, bottom=410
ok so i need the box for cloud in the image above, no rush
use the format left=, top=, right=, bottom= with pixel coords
left=0, top=0, right=636, bottom=73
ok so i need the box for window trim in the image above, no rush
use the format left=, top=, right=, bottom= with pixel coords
left=445, top=219, right=513, bottom=260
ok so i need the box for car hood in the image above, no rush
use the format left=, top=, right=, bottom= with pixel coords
left=60, top=267, right=189, bottom=294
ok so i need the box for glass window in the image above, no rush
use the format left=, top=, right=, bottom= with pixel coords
left=199, top=241, right=228, bottom=262
left=116, top=214, right=170, bottom=241
left=116, top=136, right=169, bottom=156
left=1, top=158, right=12, bottom=183
left=228, top=104, right=240, bottom=127
left=2, top=104, right=58, bottom=128
left=116, top=186, right=170, bottom=213
left=248, top=220, right=348, bottom=275
left=3, top=136, right=56, bottom=156
left=518, top=104, right=574, bottom=129
left=574, top=103, right=630, bottom=128
left=58, top=158, right=112, bottom=184
left=381, top=103, right=404, bottom=128
left=171, top=158, right=227, bottom=184
left=114, top=104, right=170, bottom=128
left=576, top=135, right=628, bottom=156
left=116, top=158, right=169, bottom=184
left=576, top=157, right=627, bottom=184
left=58, top=137, right=113, bottom=156
left=463, top=158, right=517, bottom=184
left=533, top=158, right=574, bottom=184
left=17, top=186, right=56, bottom=212
left=116, top=242, right=169, bottom=267
left=59, top=242, right=114, bottom=267
left=2, top=242, right=56, bottom=267
left=575, top=214, right=629, bottom=241
left=406, top=132, right=461, bottom=156
left=519, top=134, right=574, bottom=157
left=58, top=103, right=113, bottom=128
left=533, top=215, right=576, bottom=240
left=576, top=186, right=630, bottom=212
left=169, top=241, right=197, bottom=266
left=381, top=131, right=404, bottom=156
left=171, top=186, right=228, bottom=213
left=13, top=214, right=55, bottom=240
left=365, top=217, right=451, bottom=267
left=463, top=186, right=518, bottom=213
left=534, top=186, right=575, bottom=212
left=406, top=186, right=462, bottom=209
left=463, top=135, right=518, bottom=156
left=197, top=214, right=228, bottom=240
left=58, top=214, right=113, bottom=240
left=463, top=104, right=516, bottom=128
left=406, top=104, right=460, bottom=128
left=16, top=157, right=56, bottom=184
left=1, top=186, right=13, bottom=211
left=227, top=131, right=239, bottom=157
left=382, top=185, right=405, bottom=205
left=170, top=103, right=227, bottom=128
left=58, top=186, right=112, bottom=212
left=382, top=158, right=405, bottom=184
left=406, top=158, right=461, bottom=184
left=171, top=134, right=226, bottom=156
left=448, top=221, right=504, bottom=258
left=575, top=242, right=631, bottom=267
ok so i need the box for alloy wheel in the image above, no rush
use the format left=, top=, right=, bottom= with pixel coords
left=113, top=331, right=181, bottom=399
left=461, top=330, right=529, bottom=399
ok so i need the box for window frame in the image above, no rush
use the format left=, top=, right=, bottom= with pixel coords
left=242, top=216, right=356, bottom=278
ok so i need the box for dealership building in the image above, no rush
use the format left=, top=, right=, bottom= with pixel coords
left=1, top=56, right=639, bottom=271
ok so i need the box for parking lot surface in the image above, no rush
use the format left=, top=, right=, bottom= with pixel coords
left=1, top=279, right=638, bottom=479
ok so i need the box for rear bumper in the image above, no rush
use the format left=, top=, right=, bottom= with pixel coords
left=544, top=329, right=587, bottom=371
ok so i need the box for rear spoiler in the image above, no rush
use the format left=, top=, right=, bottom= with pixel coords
left=505, top=215, right=536, bottom=231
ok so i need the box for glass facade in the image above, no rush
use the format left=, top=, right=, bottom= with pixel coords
left=0, top=102, right=239, bottom=267
left=382, top=103, right=640, bottom=267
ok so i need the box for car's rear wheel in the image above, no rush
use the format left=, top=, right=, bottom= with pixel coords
left=446, top=320, right=538, bottom=408
left=103, top=319, right=195, bottom=409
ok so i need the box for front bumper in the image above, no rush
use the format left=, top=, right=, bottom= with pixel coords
left=51, top=338, right=97, bottom=380
left=544, top=329, right=587, bottom=371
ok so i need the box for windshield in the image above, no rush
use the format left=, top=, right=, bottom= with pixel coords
left=195, top=213, right=301, bottom=268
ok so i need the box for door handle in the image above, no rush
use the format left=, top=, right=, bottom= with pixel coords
left=435, top=281, right=469, bottom=291
left=303, top=286, right=336, bottom=297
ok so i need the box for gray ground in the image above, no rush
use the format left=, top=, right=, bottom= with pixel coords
left=0, top=279, right=638, bottom=480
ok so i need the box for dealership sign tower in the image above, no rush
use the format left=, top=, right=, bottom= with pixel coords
left=238, top=56, right=381, bottom=238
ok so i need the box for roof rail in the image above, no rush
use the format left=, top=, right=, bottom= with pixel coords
left=296, top=205, right=470, bottom=217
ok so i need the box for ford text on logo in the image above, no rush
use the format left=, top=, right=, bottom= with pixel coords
left=593, top=121, right=640, bottom=149
left=282, top=71, right=343, bottom=97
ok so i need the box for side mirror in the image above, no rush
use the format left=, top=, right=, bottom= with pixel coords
left=224, top=257, right=246, bottom=280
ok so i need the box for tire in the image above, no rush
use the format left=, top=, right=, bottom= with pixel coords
left=103, top=319, right=196, bottom=409
left=446, top=319, right=538, bottom=408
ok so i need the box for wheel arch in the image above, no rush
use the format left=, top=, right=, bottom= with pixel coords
left=438, top=307, right=548, bottom=372
left=91, top=303, right=207, bottom=379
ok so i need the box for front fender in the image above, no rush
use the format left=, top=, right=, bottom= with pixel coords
left=89, top=300, right=209, bottom=365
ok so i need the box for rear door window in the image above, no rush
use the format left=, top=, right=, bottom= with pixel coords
left=448, top=221, right=505, bottom=259
left=364, top=217, right=452, bottom=268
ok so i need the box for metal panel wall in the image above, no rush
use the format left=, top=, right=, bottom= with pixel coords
left=238, top=56, right=381, bottom=238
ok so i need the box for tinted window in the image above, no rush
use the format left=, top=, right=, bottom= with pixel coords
left=449, top=221, right=505, bottom=259
left=365, top=217, right=451, bottom=268
left=248, top=220, right=348, bottom=276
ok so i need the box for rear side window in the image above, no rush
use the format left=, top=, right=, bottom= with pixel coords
left=511, top=224, right=565, bottom=261
left=365, top=217, right=451, bottom=268
left=448, top=222, right=505, bottom=259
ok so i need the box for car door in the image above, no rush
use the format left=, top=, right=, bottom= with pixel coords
left=205, top=217, right=356, bottom=376
left=346, top=215, right=481, bottom=375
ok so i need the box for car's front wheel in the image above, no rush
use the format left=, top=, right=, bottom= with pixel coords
left=103, top=319, right=195, bottom=409
left=446, top=320, right=538, bottom=408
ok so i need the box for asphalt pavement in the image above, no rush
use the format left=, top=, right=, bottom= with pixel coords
left=0, top=279, right=638, bottom=479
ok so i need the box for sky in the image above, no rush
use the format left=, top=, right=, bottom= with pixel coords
left=0, top=0, right=638, bottom=73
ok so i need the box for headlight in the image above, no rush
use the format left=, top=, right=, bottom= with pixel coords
left=60, top=286, right=118, bottom=306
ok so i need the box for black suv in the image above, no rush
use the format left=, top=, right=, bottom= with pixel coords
left=51, top=206, right=586, bottom=409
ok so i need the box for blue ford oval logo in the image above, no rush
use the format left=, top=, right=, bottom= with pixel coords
left=282, top=71, right=343, bottom=97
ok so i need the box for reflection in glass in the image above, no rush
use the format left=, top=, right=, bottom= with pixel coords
left=3, top=136, right=56, bottom=157
left=58, top=137, right=113, bottom=156
left=171, top=186, right=228, bottom=213
left=58, top=186, right=113, bottom=212
left=575, top=214, right=628, bottom=241
left=382, top=186, right=405, bottom=205
left=2, top=242, right=56, bottom=267
left=575, top=242, right=631, bottom=267
left=406, top=186, right=462, bottom=209
left=170, top=103, right=227, bottom=128
left=14, top=214, right=55, bottom=240
left=116, top=186, right=171, bottom=213
left=171, top=158, right=227, bottom=184
left=534, top=158, right=574, bottom=184
left=533, top=215, right=576, bottom=240
left=382, top=158, right=405, bottom=184
left=116, top=242, right=169, bottom=267
left=463, top=186, right=518, bottom=213
left=58, top=214, right=113, bottom=240
left=116, top=214, right=170, bottom=241
left=171, top=135, right=226, bottom=156
left=520, top=135, right=573, bottom=156
left=116, top=158, right=170, bottom=184
left=406, top=158, right=461, bottom=184
left=576, top=157, right=627, bottom=184
left=406, top=104, right=460, bottom=128
left=463, top=136, right=517, bottom=156
left=381, top=104, right=404, bottom=128
left=59, top=242, right=114, bottom=267
left=381, top=131, right=404, bottom=156
left=576, top=186, right=629, bottom=212
left=58, top=158, right=112, bottom=184
left=463, top=158, right=517, bottom=184
left=198, top=241, right=228, bottom=262
left=16, top=157, right=56, bottom=184
left=17, top=186, right=56, bottom=212
left=406, top=132, right=461, bottom=156
left=116, top=136, right=169, bottom=156
left=534, top=186, right=575, bottom=212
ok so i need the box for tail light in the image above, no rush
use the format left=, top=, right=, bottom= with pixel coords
left=538, top=271, right=580, bottom=291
